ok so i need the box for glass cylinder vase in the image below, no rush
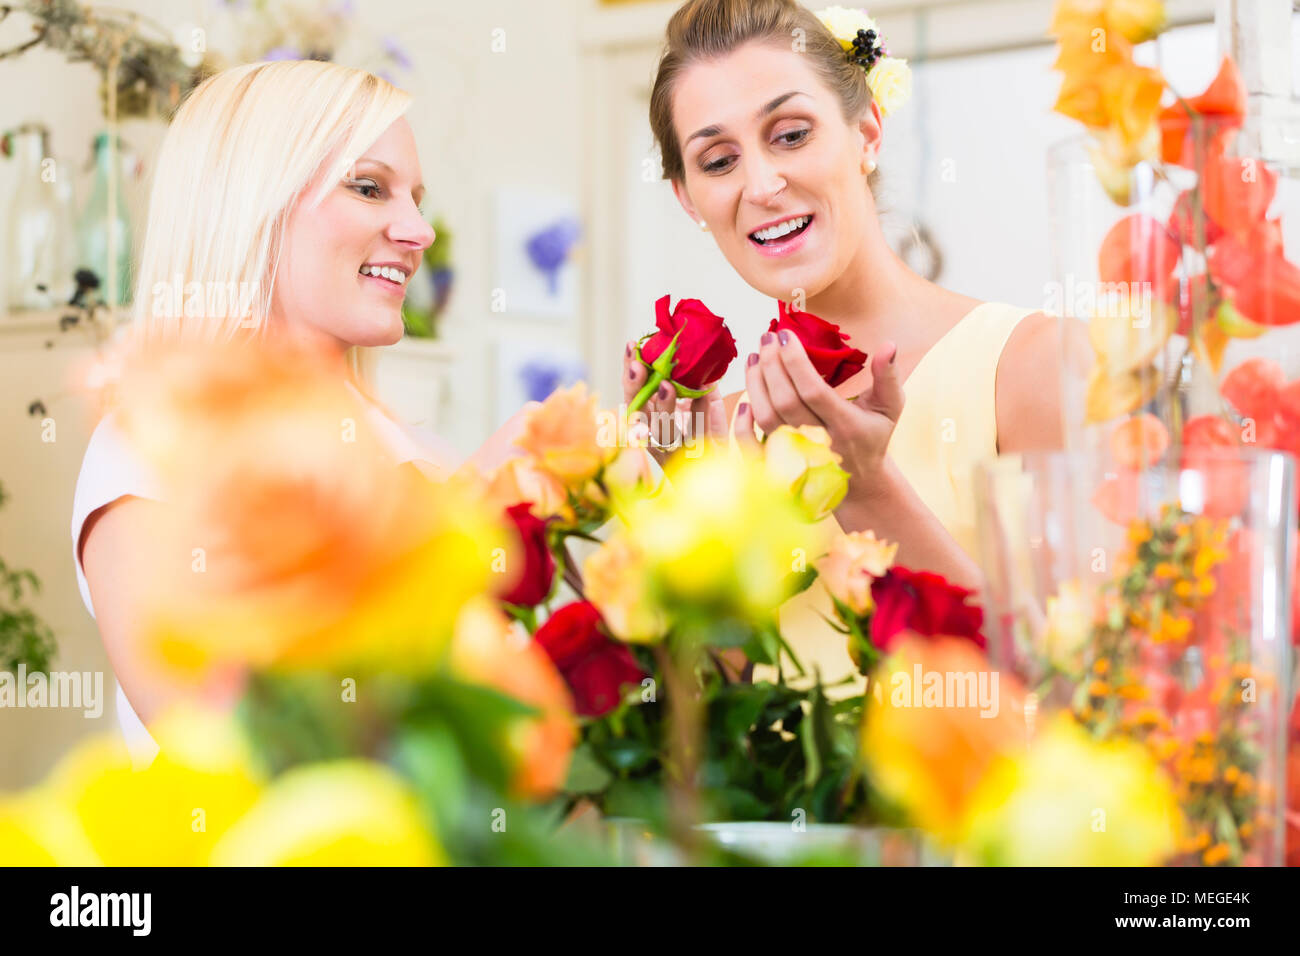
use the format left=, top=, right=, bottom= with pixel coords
left=1046, top=102, right=1300, bottom=460
left=975, top=447, right=1293, bottom=866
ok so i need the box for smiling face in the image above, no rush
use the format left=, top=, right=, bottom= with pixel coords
left=670, top=41, right=882, bottom=302
left=272, top=117, right=435, bottom=349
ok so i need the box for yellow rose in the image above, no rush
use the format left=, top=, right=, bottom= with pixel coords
left=961, top=714, right=1182, bottom=865
left=866, top=56, right=912, bottom=117
left=602, top=444, right=662, bottom=515
left=515, top=383, right=614, bottom=486
left=584, top=535, right=667, bottom=644
left=209, top=760, right=446, bottom=865
left=626, top=448, right=827, bottom=620
left=816, top=5, right=879, bottom=51
left=22, top=706, right=264, bottom=866
left=0, top=793, right=101, bottom=865
left=815, top=530, right=899, bottom=618
left=763, top=425, right=850, bottom=522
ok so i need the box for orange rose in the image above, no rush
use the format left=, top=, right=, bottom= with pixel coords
left=515, top=383, right=615, bottom=486
left=449, top=598, right=577, bottom=800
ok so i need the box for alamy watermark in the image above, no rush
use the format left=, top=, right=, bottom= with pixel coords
left=0, top=665, right=103, bottom=718
left=150, top=274, right=259, bottom=322
left=866, top=662, right=1001, bottom=718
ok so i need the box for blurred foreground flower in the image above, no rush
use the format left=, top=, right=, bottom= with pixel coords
left=624, top=447, right=827, bottom=621
left=962, top=714, right=1182, bottom=865
left=209, top=760, right=444, bottom=866
left=533, top=601, right=645, bottom=718
left=112, top=340, right=503, bottom=679
left=1, top=706, right=261, bottom=865
left=861, top=636, right=1027, bottom=844
left=449, top=598, right=577, bottom=798
left=515, top=383, right=616, bottom=487
left=584, top=535, right=667, bottom=645
left=763, top=424, right=849, bottom=521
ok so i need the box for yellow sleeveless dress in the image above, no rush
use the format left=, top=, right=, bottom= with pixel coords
left=734, top=301, right=1040, bottom=690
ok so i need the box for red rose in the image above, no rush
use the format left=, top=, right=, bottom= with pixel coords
left=869, top=566, right=985, bottom=652
left=534, top=601, right=645, bottom=717
left=500, top=502, right=555, bottom=607
left=639, top=295, right=738, bottom=390
left=768, top=301, right=867, bottom=387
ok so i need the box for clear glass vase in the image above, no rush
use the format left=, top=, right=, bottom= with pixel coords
left=1046, top=103, right=1300, bottom=459
left=2, top=126, right=77, bottom=311
left=975, top=447, right=1294, bottom=866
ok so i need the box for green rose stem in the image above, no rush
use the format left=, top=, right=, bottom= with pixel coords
left=504, top=603, right=538, bottom=634
left=627, top=329, right=716, bottom=415
left=653, top=635, right=704, bottom=860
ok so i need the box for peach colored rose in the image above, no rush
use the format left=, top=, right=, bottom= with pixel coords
left=816, top=530, right=898, bottom=617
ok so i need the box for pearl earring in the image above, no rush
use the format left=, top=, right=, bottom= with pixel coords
left=865, top=158, right=878, bottom=175
left=697, top=220, right=710, bottom=233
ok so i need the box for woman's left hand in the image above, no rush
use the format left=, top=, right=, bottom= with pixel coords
left=735, top=329, right=904, bottom=500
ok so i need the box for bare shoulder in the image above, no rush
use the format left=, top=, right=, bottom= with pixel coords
left=995, top=312, right=1088, bottom=453
left=80, top=495, right=159, bottom=568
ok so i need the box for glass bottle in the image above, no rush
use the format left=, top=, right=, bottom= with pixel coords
left=2, top=126, right=74, bottom=311
left=76, top=131, right=132, bottom=308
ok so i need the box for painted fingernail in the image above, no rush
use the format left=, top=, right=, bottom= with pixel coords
left=738, top=402, right=749, bottom=417
left=747, top=353, right=759, bottom=367
left=657, top=383, right=670, bottom=399
left=761, top=332, right=774, bottom=346
left=625, top=342, right=632, bottom=358
left=628, top=367, right=636, bottom=380
left=889, top=350, right=897, bottom=364
left=778, top=330, right=789, bottom=346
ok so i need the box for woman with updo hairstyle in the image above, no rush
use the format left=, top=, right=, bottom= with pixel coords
left=624, top=0, right=1081, bottom=687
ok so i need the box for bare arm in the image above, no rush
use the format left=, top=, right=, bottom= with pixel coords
left=833, top=460, right=983, bottom=591
left=80, top=498, right=242, bottom=726
left=995, top=311, right=1086, bottom=454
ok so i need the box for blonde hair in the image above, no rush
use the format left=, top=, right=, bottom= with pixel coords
left=131, top=60, right=411, bottom=343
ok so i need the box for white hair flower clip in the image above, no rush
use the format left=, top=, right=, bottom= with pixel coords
left=815, top=5, right=912, bottom=117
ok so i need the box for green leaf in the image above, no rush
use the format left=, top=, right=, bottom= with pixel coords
left=392, top=721, right=471, bottom=836
left=563, top=742, right=614, bottom=794
left=600, top=736, right=659, bottom=773
left=672, top=381, right=715, bottom=399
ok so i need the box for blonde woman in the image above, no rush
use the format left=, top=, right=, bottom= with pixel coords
left=72, top=61, right=524, bottom=762
left=623, top=0, right=1082, bottom=686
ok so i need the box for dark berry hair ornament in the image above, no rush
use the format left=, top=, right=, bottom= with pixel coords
left=815, top=6, right=913, bottom=117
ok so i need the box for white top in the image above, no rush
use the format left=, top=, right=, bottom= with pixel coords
left=71, top=384, right=458, bottom=767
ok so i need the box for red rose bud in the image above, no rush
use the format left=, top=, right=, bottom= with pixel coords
left=630, top=294, right=738, bottom=412
left=533, top=601, right=645, bottom=717
left=869, top=566, right=985, bottom=653
left=500, top=502, right=556, bottom=607
left=768, top=301, right=867, bottom=387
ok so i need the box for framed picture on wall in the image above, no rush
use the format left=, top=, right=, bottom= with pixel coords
left=493, top=338, right=587, bottom=426
left=491, top=187, right=583, bottom=318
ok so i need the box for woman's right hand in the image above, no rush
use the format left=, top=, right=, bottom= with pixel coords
left=623, top=340, right=728, bottom=465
